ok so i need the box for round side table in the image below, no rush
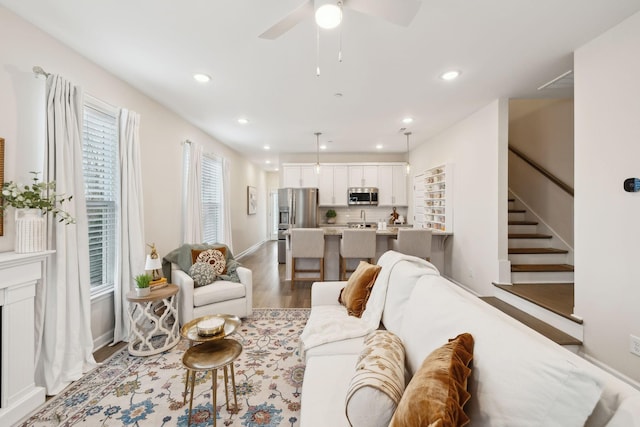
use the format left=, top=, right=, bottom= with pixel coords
left=182, top=339, right=243, bottom=427
left=126, top=283, right=180, bottom=356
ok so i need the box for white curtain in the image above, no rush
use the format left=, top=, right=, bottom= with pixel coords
left=222, top=157, right=233, bottom=252
left=36, top=74, right=96, bottom=395
left=113, top=109, right=146, bottom=344
left=182, top=141, right=203, bottom=244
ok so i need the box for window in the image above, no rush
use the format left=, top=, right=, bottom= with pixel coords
left=201, top=154, right=223, bottom=243
left=82, top=96, right=119, bottom=295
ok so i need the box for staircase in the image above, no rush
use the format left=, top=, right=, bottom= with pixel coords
left=492, top=196, right=583, bottom=345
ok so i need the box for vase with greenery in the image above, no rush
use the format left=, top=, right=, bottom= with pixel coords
left=1, top=172, right=75, bottom=253
left=134, top=273, right=152, bottom=296
left=326, top=209, right=337, bottom=224
left=1, top=171, right=75, bottom=224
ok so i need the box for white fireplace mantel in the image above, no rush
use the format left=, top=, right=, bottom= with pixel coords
left=0, top=250, right=53, bottom=426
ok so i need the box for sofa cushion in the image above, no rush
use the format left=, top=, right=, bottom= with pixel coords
left=389, top=333, right=474, bottom=427
left=346, top=331, right=405, bottom=427
left=195, top=248, right=227, bottom=275
left=188, top=262, right=217, bottom=288
left=193, top=280, right=246, bottom=306
left=399, top=275, right=604, bottom=427
left=338, top=261, right=382, bottom=317
left=604, top=396, right=640, bottom=427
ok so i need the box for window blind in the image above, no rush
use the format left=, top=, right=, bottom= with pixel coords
left=82, top=100, right=119, bottom=293
left=201, top=154, right=222, bottom=244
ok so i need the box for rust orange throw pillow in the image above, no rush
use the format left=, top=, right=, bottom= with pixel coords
left=389, top=333, right=475, bottom=427
left=338, top=261, right=382, bottom=317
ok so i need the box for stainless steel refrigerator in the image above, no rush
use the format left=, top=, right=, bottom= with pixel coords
left=277, top=188, right=319, bottom=263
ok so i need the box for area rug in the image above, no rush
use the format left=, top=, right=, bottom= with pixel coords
left=18, top=308, right=310, bottom=427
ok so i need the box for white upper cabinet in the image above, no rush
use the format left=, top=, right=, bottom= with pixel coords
left=318, top=165, right=349, bottom=206
left=378, top=164, right=408, bottom=206
left=283, top=165, right=318, bottom=188
left=348, top=165, right=378, bottom=188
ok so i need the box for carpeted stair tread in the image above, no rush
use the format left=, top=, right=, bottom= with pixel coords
left=508, top=220, right=539, bottom=225
left=481, top=296, right=582, bottom=346
left=509, top=247, right=568, bottom=254
left=508, top=233, right=552, bottom=239
left=511, top=264, right=574, bottom=272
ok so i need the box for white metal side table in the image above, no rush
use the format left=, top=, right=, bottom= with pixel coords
left=126, top=283, right=180, bottom=356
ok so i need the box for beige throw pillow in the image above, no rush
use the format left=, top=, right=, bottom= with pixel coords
left=389, top=333, right=475, bottom=427
left=345, top=330, right=406, bottom=427
left=338, top=261, right=382, bottom=317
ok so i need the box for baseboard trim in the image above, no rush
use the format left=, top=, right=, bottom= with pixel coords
left=580, top=353, right=640, bottom=391
left=93, top=329, right=115, bottom=353
left=236, top=240, right=268, bottom=259
left=443, top=275, right=481, bottom=297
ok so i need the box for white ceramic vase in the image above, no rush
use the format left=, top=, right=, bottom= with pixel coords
left=15, top=208, right=45, bottom=253
left=135, top=287, right=150, bottom=297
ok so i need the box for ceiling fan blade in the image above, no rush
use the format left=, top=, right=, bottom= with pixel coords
left=347, top=0, right=422, bottom=27
left=259, top=0, right=314, bottom=39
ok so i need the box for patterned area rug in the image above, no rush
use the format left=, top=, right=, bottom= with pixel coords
left=19, top=308, right=310, bottom=427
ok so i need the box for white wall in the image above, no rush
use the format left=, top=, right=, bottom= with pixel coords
left=509, top=99, right=575, bottom=246
left=0, top=6, right=268, bottom=346
left=409, top=99, right=509, bottom=292
left=574, top=10, right=640, bottom=383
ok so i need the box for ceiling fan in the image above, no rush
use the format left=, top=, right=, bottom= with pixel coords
left=259, top=0, right=422, bottom=40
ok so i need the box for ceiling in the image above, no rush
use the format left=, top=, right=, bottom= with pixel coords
left=2, top=0, right=639, bottom=171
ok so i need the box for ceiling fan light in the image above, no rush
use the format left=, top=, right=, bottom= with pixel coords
left=315, top=4, right=342, bottom=29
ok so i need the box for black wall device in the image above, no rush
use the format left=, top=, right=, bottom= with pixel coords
left=623, top=178, right=640, bottom=192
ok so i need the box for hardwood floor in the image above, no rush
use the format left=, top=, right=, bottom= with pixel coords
left=237, top=240, right=311, bottom=309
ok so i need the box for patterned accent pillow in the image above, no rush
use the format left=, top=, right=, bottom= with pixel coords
left=389, top=333, right=474, bottom=427
left=188, top=262, right=217, bottom=288
left=191, top=246, right=227, bottom=265
left=196, top=249, right=227, bottom=275
left=345, top=330, right=406, bottom=427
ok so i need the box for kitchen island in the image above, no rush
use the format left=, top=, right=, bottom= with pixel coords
left=284, top=226, right=451, bottom=281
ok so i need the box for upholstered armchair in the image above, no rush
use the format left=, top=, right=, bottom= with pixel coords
left=162, top=243, right=253, bottom=326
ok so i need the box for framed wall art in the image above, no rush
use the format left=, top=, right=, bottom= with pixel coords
left=247, top=185, right=257, bottom=215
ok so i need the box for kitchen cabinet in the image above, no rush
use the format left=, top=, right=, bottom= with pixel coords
left=414, top=164, right=452, bottom=232
left=348, top=165, right=378, bottom=188
left=378, top=164, right=408, bottom=206
left=318, top=165, right=348, bottom=206
left=283, top=165, right=318, bottom=188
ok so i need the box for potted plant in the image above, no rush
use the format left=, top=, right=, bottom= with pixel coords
left=326, top=209, right=337, bottom=224
left=134, top=273, right=152, bottom=297
left=1, top=171, right=75, bottom=253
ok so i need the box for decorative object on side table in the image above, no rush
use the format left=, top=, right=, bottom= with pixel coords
left=247, top=185, right=257, bottom=215
left=134, top=273, right=152, bottom=297
left=1, top=171, right=75, bottom=253
left=145, top=242, right=167, bottom=290
left=326, top=209, right=337, bottom=224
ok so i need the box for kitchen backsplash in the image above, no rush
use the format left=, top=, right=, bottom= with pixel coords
left=321, top=206, right=409, bottom=225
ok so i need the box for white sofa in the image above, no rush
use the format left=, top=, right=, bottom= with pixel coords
left=171, top=262, right=253, bottom=325
left=299, top=251, right=640, bottom=427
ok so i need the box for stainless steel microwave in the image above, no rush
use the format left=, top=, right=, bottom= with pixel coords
left=348, top=187, right=378, bottom=205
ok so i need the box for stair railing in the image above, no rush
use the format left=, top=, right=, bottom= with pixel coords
left=508, top=145, right=574, bottom=197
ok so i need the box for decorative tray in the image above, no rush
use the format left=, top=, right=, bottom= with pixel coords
left=180, top=314, right=241, bottom=342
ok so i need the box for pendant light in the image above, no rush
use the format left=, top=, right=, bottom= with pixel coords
left=315, top=132, right=322, bottom=174
left=405, top=132, right=412, bottom=175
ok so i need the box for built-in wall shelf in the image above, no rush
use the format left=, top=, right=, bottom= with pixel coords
left=414, top=164, right=453, bottom=232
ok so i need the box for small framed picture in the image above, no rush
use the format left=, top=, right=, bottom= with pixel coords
left=247, top=186, right=257, bottom=215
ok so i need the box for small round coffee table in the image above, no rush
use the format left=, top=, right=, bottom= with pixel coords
left=182, top=338, right=243, bottom=427
left=126, top=284, right=180, bottom=356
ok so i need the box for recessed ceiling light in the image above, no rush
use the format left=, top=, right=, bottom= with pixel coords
left=265, top=160, right=271, bottom=164
left=237, top=118, right=249, bottom=125
left=440, top=70, right=461, bottom=81
left=275, top=168, right=280, bottom=172
left=320, top=144, right=327, bottom=150
left=193, top=73, right=211, bottom=83
left=402, top=117, right=413, bottom=124
left=334, top=92, right=343, bottom=98
left=263, top=145, right=270, bottom=150
left=376, top=144, right=383, bottom=150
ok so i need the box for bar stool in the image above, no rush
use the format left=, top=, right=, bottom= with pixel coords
left=290, top=228, right=325, bottom=288
left=340, top=229, right=377, bottom=280
left=390, top=228, right=433, bottom=261
left=182, top=338, right=242, bottom=427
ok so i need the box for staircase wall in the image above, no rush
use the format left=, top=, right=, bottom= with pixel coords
left=508, top=99, right=574, bottom=247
